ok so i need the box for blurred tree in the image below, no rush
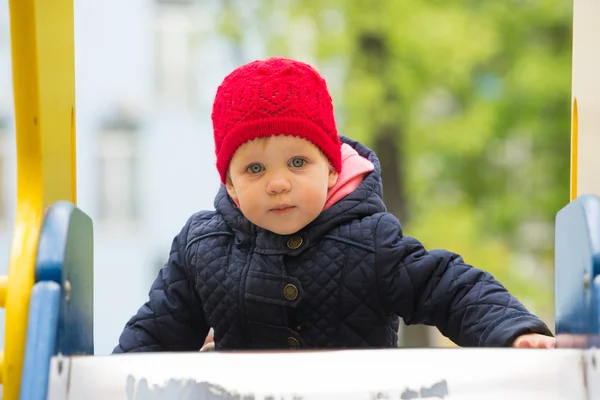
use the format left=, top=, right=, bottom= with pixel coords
left=217, top=0, right=572, bottom=346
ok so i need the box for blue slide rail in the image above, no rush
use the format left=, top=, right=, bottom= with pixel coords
left=556, top=194, right=600, bottom=347
left=20, top=201, right=94, bottom=400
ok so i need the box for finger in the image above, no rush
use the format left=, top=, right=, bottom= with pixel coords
left=538, top=339, right=554, bottom=348
left=200, top=343, right=213, bottom=352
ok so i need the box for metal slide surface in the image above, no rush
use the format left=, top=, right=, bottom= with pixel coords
left=47, top=348, right=596, bottom=400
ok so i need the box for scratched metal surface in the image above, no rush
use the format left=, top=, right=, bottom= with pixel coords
left=584, top=349, right=600, bottom=400
left=47, top=349, right=587, bottom=400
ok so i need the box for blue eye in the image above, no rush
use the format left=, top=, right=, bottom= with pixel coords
left=246, top=163, right=265, bottom=174
left=289, top=158, right=306, bottom=168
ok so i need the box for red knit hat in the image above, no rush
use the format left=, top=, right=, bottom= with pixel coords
left=212, top=57, right=342, bottom=183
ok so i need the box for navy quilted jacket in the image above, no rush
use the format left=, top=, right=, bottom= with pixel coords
left=114, top=137, right=551, bottom=352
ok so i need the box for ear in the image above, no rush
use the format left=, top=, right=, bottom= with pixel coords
left=328, top=169, right=339, bottom=189
left=225, top=176, right=239, bottom=202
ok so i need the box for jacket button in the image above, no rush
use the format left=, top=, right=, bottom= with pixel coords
left=288, top=337, right=300, bottom=349
left=283, top=284, right=298, bottom=301
left=287, top=236, right=303, bottom=249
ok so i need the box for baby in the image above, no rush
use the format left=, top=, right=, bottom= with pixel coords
left=114, top=57, right=554, bottom=353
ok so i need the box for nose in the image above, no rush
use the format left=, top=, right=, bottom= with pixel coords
left=266, top=173, right=291, bottom=195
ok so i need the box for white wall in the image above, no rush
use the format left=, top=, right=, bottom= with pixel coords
left=572, top=0, right=600, bottom=198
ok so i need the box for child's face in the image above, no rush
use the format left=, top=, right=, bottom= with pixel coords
left=226, top=135, right=338, bottom=235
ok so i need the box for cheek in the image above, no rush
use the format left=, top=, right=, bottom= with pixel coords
left=234, top=183, right=261, bottom=210
left=297, top=177, right=329, bottom=203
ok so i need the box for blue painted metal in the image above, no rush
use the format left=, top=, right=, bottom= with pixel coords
left=555, top=194, right=600, bottom=347
left=20, top=281, right=61, bottom=400
left=20, top=201, right=94, bottom=399
left=34, top=200, right=94, bottom=356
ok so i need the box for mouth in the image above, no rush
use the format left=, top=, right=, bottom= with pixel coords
left=270, top=205, right=296, bottom=215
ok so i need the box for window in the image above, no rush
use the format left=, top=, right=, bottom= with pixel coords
left=97, top=116, right=140, bottom=226
left=154, top=0, right=196, bottom=108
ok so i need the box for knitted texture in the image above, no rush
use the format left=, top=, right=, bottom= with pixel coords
left=211, top=57, right=342, bottom=183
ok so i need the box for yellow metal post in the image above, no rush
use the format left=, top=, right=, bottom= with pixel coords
left=4, top=0, right=77, bottom=397
left=570, top=99, right=578, bottom=201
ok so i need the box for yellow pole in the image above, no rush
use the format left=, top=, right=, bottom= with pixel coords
left=0, top=276, right=8, bottom=308
left=4, top=0, right=77, bottom=397
left=570, top=98, right=578, bottom=201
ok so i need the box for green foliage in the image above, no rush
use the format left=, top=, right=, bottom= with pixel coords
left=218, top=0, right=573, bottom=320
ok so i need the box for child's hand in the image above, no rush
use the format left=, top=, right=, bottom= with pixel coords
left=200, top=342, right=215, bottom=351
left=512, top=333, right=556, bottom=348
left=200, top=329, right=215, bottom=351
